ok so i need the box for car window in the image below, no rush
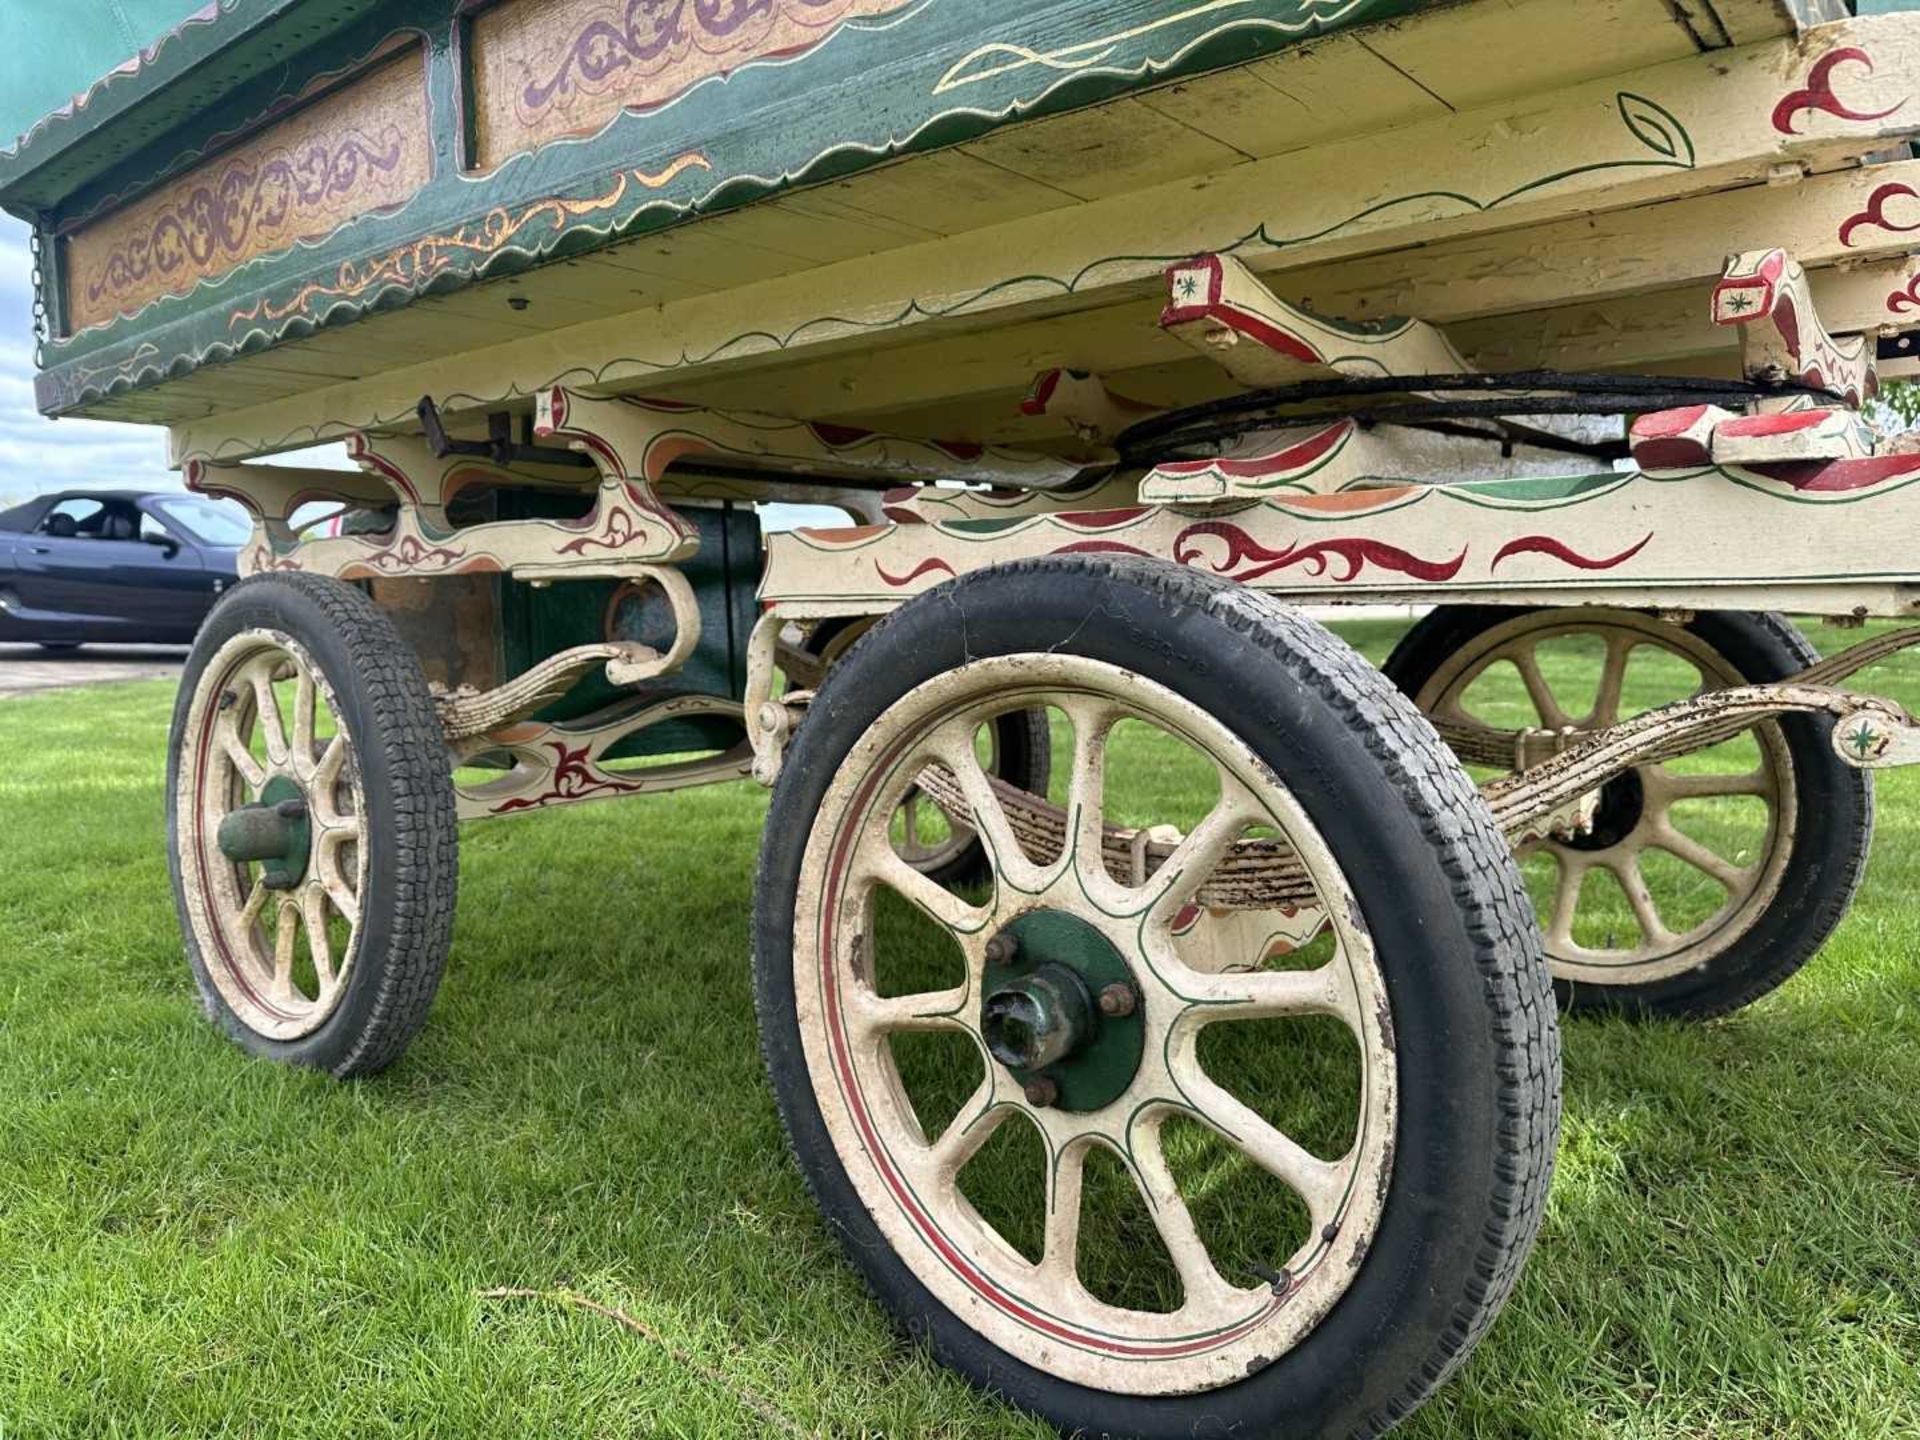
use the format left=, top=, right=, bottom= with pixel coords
left=39, top=498, right=103, bottom=536
left=149, top=495, right=253, bottom=547
left=139, top=511, right=178, bottom=544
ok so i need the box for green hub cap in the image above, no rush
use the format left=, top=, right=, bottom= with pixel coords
left=215, top=774, right=312, bottom=890
left=980, top=909, right=1145, bottom=1113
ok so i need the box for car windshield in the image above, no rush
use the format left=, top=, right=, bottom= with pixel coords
left=147, top=496, right=252, bottom=547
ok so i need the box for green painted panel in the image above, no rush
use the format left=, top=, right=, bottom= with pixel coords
left=0, top=1, right=207, bottom=155
left=10, top=0, right=1435, bottom=414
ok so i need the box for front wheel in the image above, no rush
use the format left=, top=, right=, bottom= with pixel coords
left=167, top=574, right=458, bottom=1077
left=755, top=557, right=1558, bottom=1438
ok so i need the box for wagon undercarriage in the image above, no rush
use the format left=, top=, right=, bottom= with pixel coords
left=13, top=0, right=1920, bottom=1434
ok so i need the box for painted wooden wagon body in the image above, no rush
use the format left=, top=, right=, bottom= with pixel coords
left=10, top=1, right=1920, bottom=1434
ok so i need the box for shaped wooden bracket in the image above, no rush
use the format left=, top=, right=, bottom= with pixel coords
left=1020, top=368, right=1161, bottom=443
left=435, top=567, right=703, bottom=742
left=185, top=459, right=396, bottom=577
left=538, top=388, right=1082, bottom=494
left=1713, top=248, right=1878, bottom=409
left=455, top=694, right=752, bottom=821
left=1161, top=253, right=1471, bottom=387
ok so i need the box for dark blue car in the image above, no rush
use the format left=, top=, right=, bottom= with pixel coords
left=0, top=491, right=247, bottom=649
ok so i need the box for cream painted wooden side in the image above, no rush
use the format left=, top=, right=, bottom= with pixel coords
left=758, top=466, right=1920, bottom=612
left=168, top=16, right=1920, bottom=462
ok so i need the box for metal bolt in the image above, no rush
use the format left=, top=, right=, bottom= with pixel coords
left=984, top=934, right=1018, bottom=966
left=507, top=295, right=530, bottom=312
left=1321, top=1222, right=1341, bottom=1244
left=275, top=797, right=308, bottom=821
left=1249, top=1262, right=1293, bottom=1297
left=1022, top=1077, right=1058, bottom=1108
left=1097, top=983, right=1137, bottom=1019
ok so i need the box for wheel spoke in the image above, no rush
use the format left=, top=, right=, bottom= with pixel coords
left=301, top=884, right=337, bottom=993
left=315, top=830, right=360, bottom=927
left=236, top=876, right=269, bottom=934
left=1650, top=821, right=1750, bottom=894
left=1141, top=786, right=1260, bottom=923
left=215, top=713, right=267, bottom=794
left=1040, top=1139, right=1087, bottom=1284
left=1182, top=1075, right=1346, bottom=1230
left=865, top=843, right=987, bottom=935
left=1545, top=852, right=1585, bottom=948
left=1588, top=633, right=1635, bottom=727
left=290, top=667, right=318, bottom=776
left=1509, top=644, right=1571, bottom=730
left=1132, top=1117, right=1240, bottom=1311
left=936, top=740, right=1036, bottom=888
left=269, top=897, right=299, bottom=1002
left=1061, top=697, right=1117, bottom=890
left=1610, top=854, right=1676, bottom=947
left=1178, top=963, right=1352, bottom=1024
left=854, top=988, right=972, bottom=1037
left=924, top=1085, right=1006, bottom=1179
left=250, top=664, right=289, bottom=766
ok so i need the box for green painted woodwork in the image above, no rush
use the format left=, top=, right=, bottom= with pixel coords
left=498, top=498, right=761, bottom=758
left=982, top=910, right=1145, bottom=1114
left=0, top=0, right=209, bottom=158
left=0, top=0, right=1436, bottom=416
left=216, top=774, right=312, bottom=889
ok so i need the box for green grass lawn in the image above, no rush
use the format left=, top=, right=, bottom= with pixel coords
left=1, top=617, right=1917, bottom=1438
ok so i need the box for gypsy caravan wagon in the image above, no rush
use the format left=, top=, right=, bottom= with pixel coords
left=7, top=1, right=1920, bottom=1434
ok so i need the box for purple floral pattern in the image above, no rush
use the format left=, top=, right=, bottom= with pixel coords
left=66, top=53, right=430, bottom=332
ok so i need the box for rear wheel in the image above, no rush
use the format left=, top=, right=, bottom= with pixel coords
left=756, top=558, right=1558, bottom=1438
left=1385, top=606, right=1872, bottom=1018
left=168, top=574, right=458, bottom=1077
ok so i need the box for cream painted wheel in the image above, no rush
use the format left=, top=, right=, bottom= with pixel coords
left=757, top=558, right=1558, bottom=1438
left=169, top=574, right=458, bottom=1076
left=795, top=657, right=1395, bottom=1395
left=1388, top=607, right=1872, bottom=1017
left=177, top=628, right=366, bottom=1039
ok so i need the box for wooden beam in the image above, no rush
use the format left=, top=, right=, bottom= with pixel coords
left=169, top=18, right=1920, bottom=461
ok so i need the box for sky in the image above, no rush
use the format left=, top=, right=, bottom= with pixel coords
left=0, top=213, right=181, bottom=510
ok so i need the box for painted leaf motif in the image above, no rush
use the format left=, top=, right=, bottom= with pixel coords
left=1617, top=92, right=1695, bottom=167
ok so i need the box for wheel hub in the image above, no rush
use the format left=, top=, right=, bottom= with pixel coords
left=1562, top=767, right=1646, bottom=852
left=979, top=909, right=1144, bottom=1113
left=216, top=773, right=312, bottom=890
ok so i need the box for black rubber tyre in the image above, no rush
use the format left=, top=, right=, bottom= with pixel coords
left=805, top=616, right=1050, bottom=889
left=1384, top=605, right=1873, bottom=1020
left=755, top=557, right=1560, bottom=1440
left=167, top=574, right=458, bottom=1077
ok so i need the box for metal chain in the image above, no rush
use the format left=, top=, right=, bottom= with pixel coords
left=28, top=226, right=48, bottom=366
